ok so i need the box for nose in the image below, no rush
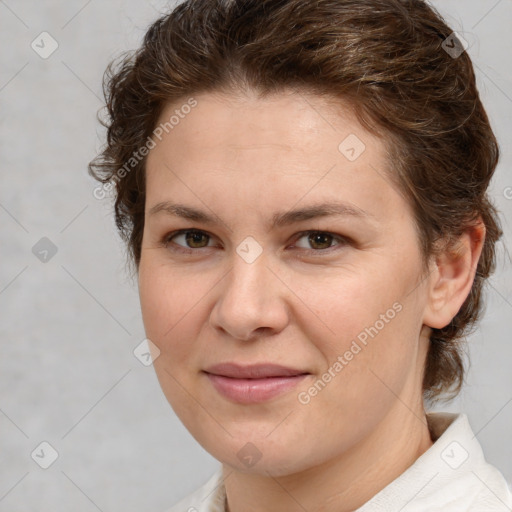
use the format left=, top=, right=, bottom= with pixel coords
left=209, top=248, right=290, bottom=342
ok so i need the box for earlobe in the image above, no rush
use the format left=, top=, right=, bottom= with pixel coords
left=423, top=221, right=486, bottom=330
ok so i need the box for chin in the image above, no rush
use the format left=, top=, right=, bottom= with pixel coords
left=221, top=450, right=311, bottom=477
left=193, top=427, right=319, bottom=477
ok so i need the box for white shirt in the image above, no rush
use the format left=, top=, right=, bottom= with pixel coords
left=165, top=412, right=512, bottom=511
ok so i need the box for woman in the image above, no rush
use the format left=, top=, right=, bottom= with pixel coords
left=89, top=0, right=512, bottom=510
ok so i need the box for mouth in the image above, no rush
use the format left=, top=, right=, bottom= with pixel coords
left=202, top=363, right=310, bottom=404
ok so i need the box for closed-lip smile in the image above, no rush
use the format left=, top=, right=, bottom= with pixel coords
left=203, top=362, right=310, bottom=403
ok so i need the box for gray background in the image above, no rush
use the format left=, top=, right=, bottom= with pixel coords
left=0, top=0, right=511, bottom=510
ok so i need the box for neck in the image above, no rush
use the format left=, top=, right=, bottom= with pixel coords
left=222, top=403, right=433, bottom=512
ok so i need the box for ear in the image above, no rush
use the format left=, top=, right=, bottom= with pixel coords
left=423, top=220, right=486, bottom=330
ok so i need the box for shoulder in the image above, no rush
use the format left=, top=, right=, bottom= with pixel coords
left=163, top=467, right=225, bottom=512
left=358, top=412, right=512, bottom=511
left=423, top=412, right=512, bottom=511
left=465, top=462, right=512, bottom=512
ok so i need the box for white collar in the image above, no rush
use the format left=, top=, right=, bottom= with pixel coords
left=357, top=412, right=512, bottom=511
left=168, top=412, right=512, bottom=512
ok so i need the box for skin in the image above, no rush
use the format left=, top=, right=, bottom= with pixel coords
left=138, top=88, right=485, bottom=512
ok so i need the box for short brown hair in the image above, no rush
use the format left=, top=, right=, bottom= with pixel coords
left=89, top=0, right=503, bottom=402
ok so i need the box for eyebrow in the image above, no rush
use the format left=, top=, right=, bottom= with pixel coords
left=148, top=200, right=374, bottom=230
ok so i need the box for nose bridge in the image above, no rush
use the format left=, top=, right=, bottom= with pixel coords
left=211, top=240, right=289, bottom=340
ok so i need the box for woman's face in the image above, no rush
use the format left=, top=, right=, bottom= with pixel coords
left=138, top=89, right=432, bottom=476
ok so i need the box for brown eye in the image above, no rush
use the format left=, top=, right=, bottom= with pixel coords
left=308, top=232, right=335, bottom=250
left=293, top=231, right=345, bottom=252
left=164, top=229, right=214, bottom=251
left=183, top=230, right=210, bottom=248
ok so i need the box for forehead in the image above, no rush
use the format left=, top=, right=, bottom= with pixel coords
left=146, top=89, right=389, bottom=177
left=143, top=89, right=408, bottom=227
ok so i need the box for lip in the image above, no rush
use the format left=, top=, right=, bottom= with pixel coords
left=203, top=363, right=310, bottom=404
left=204, top=362, right=307, bottom=379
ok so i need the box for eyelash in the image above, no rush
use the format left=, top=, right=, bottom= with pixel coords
left=160, top=229, right=350, bottom=256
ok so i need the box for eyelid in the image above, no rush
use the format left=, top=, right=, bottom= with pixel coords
left=291, top=230, right=349, bottom=251
left=162, top=228, right=219, bottom=251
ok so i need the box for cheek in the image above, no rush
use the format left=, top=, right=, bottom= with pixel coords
left=138, top=263, right=169, bottom=342
left=138, top=257, right=229, bottom=389
left=304, top=263, right=406, bottom=350
left=305, top=256, right=423, bottom=394
left=138, top=261, right=207, bottom=414
left=138, top=261, right=201, bottom=355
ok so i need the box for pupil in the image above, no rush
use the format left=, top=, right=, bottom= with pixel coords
left=310, top=232, right=331, bottom=249
left=187, top=231, right=206, bottom=248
